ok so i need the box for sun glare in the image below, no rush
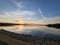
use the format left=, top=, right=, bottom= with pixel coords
left=19, top=20, right=24, bottom=24
left=17, top=18, right=24, bottom=24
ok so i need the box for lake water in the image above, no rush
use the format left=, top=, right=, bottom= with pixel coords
left=0, top=25, right=60, bottom=40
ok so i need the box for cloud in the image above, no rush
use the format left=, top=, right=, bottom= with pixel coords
left=37, top=8, right=60, bottom=24
left=15, top=11, right=36, bottom=16
left=10, top=0, right=24, bottom=8
left=0, top=10, right=36, bottom=16
left=0, top=8, right=60, bottom=24
left=38, top=8, right=47, bottom=19
left=0, top=10, right=37, bottom=22
left=38, top=16, right=60, bottom=24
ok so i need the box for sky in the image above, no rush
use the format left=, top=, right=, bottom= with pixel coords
left=0, top=0, right=60, bottom=24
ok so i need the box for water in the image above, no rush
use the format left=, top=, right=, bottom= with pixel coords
left=0, top=25, right=60, bottom=40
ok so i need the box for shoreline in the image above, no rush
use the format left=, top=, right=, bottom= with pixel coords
left=0, top=29, right=60, bottom=45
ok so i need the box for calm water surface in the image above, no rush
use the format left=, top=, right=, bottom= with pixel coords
left=0, top=25, right=60, bottom=40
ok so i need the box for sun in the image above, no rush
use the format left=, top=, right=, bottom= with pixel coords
left=17, top=18, right=24, bottom=24
left=19, top=20, right=24, bottom=24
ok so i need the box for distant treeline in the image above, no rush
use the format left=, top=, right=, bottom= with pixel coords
left=0, top=23, right=20, bottom=26
left=46, top=23, right=60, bottom=29
left=0, top=22, right=44, bottom=26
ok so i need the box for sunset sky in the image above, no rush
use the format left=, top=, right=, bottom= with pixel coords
left=0, top=0, right=60, bottom=24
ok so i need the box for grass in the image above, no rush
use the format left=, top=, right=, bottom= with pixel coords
left=0, top=40, right=9, bottom=45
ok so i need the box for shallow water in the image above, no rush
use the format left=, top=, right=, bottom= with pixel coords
left=0, top=25, right=60, bottom=40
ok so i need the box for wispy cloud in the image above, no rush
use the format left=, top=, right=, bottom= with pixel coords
left=0, top=10, right=37, bottom=22
left=37, top=16, right=60, bottom=24
left=10, top=0, right=24, bottom=8
left=38, top=8, right=47, bottom=19
left=0, top=6, right=60, bottom=24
